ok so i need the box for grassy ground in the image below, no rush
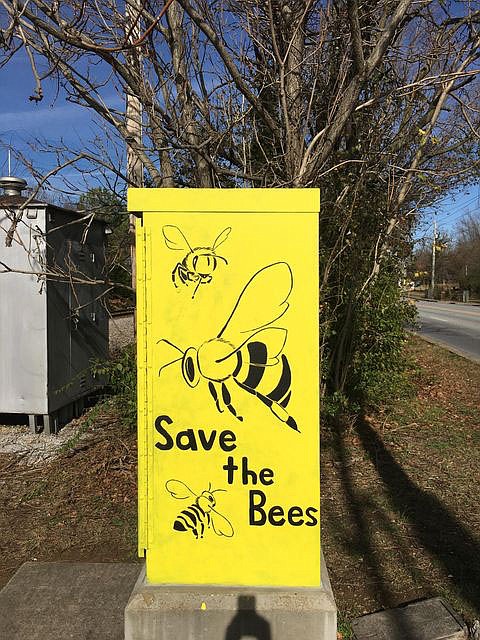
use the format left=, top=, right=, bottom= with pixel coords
left=0, top=335, right=479, bottom=636
left=321, top=335, right=480, bottom=635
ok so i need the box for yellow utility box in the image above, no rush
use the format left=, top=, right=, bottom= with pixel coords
left=129, top=188, right=320, bottom=588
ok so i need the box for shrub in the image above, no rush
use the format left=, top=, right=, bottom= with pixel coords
left=93, top=344, right=137, bottom=430
left=347, top=269, right=417, bottom=409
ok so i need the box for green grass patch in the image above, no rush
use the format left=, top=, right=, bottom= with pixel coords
left=337, top=612, right=354, bottom=639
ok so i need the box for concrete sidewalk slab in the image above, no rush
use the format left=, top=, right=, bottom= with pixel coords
left=352, top=597, right=468, bottom=640
left=0, top=561, right=140, bottom=640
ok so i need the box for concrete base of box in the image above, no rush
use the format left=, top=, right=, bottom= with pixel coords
left=124, top=554, right=336, bottom=640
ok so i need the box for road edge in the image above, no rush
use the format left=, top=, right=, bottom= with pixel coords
left=411, top=331, right=480, bottom=365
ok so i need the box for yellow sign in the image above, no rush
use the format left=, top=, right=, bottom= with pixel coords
left=129, top=188, right=320, bottom=588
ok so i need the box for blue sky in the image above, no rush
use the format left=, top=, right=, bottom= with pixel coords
left=0, top=52, right=91, bottom=164
left=0, top=48, right=124, bottom=199
left=0, top=47, right=478, bottom=231
left=416, top=187, right=480, bottom=244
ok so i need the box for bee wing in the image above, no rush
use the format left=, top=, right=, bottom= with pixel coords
left=211, top=509, right=234, bottom=537
left=217, top=262, right=293, bottom=340
left=162, top=225, right=192, bottom=251
left=216, top=327, right=287, bottom=367
left=212, top=227, right=231, bottom=250
left=165, top=479, right=197, bottom=500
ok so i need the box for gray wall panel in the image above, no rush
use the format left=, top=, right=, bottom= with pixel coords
left=0, top=208, right=48, bottom=414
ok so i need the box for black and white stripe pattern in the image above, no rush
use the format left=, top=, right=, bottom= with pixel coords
left=173, top=503, right=211, bottom=539
left=233, top=341, right=298, bottom=431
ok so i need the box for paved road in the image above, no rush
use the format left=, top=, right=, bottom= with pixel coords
left=415, top=300, right=480, bottom=363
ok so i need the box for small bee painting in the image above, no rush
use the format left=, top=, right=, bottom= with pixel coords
left=157, top=262, right=298, bottom=431
left=162, top=225, right=231, bottom=298
left=166, top=479, right=234, bottom=539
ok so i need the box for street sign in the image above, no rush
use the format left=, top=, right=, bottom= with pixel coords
left=129, top=188, right=320, bottom=587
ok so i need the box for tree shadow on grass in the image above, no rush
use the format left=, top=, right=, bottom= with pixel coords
left=352, top=416, right=480, bottom=613
left=327, top=422, right=399, bottom=609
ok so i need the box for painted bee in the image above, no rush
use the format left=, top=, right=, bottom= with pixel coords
left=162, top=225, right=231, bottom=299
left=165, top=479, right=234, bottom=539
left=157, top=262, right=298, bottom=431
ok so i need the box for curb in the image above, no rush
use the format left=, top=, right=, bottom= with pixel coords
left=412, top=331, right=480, bottom=365
left=410, top=297, right=480, bottom=307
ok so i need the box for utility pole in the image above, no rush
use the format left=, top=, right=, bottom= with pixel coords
left=463, top=264, right=469, bottom=303
left=429, top=215, right=437, bottom=299
left=125, top=0, right=143, bottom=291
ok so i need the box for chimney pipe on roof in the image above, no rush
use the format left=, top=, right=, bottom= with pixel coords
left=0, top=176, right=28, bottom=196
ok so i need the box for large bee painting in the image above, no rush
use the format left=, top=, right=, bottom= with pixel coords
left=157, top=261, right=298, bottom=431
left=162, top=225, right=231, bottom=298
left=166, top=479, right=234, bottom=539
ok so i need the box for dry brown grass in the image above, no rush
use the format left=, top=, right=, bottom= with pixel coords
left=322, top=336, right=480, bottom=631
left=0, top=407, right=139, bottom=590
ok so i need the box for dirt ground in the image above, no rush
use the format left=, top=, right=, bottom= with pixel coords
left=0, top=335, right=479, bottom=634
left=0, top=405, right=139, bottom=590
left=321, top=336, right=480, bottom=632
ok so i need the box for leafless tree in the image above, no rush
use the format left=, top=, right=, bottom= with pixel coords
left=432, top=212, right=480, bottom=296
left=1, top=0, right=479, bottom=395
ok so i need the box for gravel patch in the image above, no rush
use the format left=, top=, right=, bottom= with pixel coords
left=0, top=415, right=89, bottom=466
left=109, top=314, right=135, bottom=354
